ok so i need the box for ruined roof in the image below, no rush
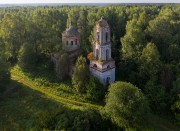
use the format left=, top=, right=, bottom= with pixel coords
left=96, top=17, right=109, bottom=28
left=62, top=21, right=80, bottom=37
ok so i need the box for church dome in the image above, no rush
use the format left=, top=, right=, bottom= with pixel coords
left=62, top=21, right=80, bottom=37
left=96, top=17, right=109, bottom=28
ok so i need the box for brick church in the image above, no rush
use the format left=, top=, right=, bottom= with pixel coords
left=52, top=17, right=115, bottom=85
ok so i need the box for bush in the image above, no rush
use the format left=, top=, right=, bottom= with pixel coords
left=86, top=77, right=105, bottom=101
left=36, top=108, right=116, bottom=130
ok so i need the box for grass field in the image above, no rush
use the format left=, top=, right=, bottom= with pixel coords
left=0, top=80, right=66, bottom=130
left=0, top=66, right=179, bottom=130
left=11, top=66, right=103, bottom=109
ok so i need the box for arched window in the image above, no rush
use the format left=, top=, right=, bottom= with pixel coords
left=93, top=64, right=97, bottom=68
left=106, top=32, right=108, bottom=42
left=71, top=41, right=73, bottom=45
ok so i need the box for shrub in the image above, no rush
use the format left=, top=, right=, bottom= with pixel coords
left=86, top=77, right=105, bottom=101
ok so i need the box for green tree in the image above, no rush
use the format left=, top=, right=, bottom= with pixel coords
left=72, top=56, right=89, bottom=93
left=171, top=76, right=180, bottom=125
left=159, top=64, right=176, bottom=90
left=147, top=8, right=180, bottom=62
left=0, top=13, right=26, bottom=62
left=140, top=42, right=161, bottom=81
left=121, top=18, right=146, bottom=62
left=0, top=59, right=10, bottom=85
left=171, top=94, right=180, bottom=125
left=77, top=10, right=90, bottom=54
left=56, top=53, right=69, bottom=80
left=103, top=81, right=149, bottom=128
left=18, top=43, right=36, bottom=71
left=86, top=77, right=105, bottom=101
left=145, top=81, right=168, bottom=112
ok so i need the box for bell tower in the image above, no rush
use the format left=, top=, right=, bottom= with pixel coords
left=90, top=17, right=115, bottom=85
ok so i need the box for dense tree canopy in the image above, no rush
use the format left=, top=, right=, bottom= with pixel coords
left=104, top=82, right=149, bottom=129
left=0, top=59, right=10, bottom=85
left=18, top=43, right=37, bottom=71
left=140, top=42, right=161, bottom=81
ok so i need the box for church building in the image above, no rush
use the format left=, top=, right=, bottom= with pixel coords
left=90, top=17, right=115, bottom=85
left=61, top=21, right=80, bottom=63
left=51, top=21, right=80, bottom=76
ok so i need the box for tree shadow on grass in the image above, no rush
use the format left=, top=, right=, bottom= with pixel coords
left=24, top=62, right=71, bottom=84
left=0, top=80, right=116, bottom=131
left=0, top=80, right=64, bottom=130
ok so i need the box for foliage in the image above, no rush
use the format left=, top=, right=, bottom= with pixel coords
left=103, top=81, right=149, bottom=128
left=139, top=42, right=161, bottom=81
left=145, top=81, right=168, bottom=112
left=72, top=56, right=89, bottom=93
left=87, top=52, right=94, bottom=61
left=159, top=64, right=176, bottom=90
left=1, top=67, right=179, bottom=131
left=0, top=4, right=179, bottom=128
left=0, top=13, right=26, bottom=62
left=18, top=43, right=37, bottom=71
left=86, top=77, right=105, bottom=101
left=0, top=80, right=106, bottom=130
left=0, top=59, right=10, bottom=90
left=36, top=109, right=115, bottom=131
left=171, top=76, right=180, bottom=125
left=56, top=52, right=69, bottom=80
left=171, top=94, right=180, bottom=125
left=146, top=8, right=180, bottom=63
left=121, top=17, right=146, bottom=62
left=10, top=65, right=98, bottom=104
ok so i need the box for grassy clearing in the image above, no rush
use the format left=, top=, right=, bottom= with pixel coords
left=0, top=80, right=65, bottom=130
left=0, top=65, right=178, bottom=130
left=0, top=80, right=106, bottom=130
left=10, top=65, right=102, bottom=110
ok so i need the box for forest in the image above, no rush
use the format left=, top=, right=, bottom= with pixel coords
left=0, top=4, right=179, bottom=130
